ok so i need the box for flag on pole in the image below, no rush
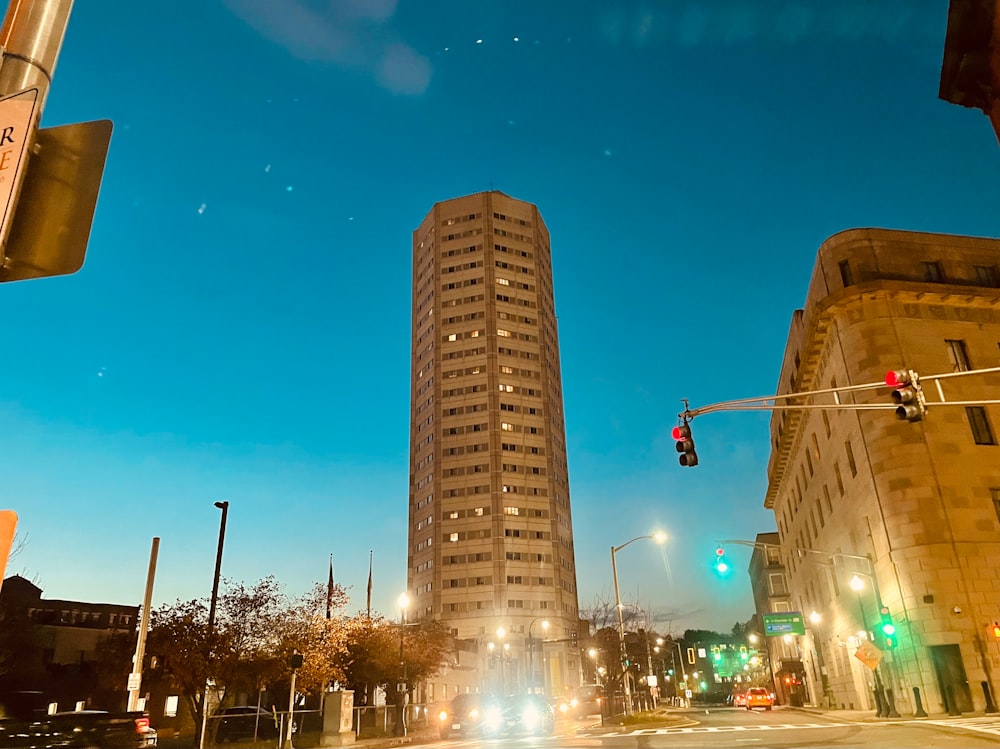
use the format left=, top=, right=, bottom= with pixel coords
left=366, top=549, right=373, bottom=618
left=326, top=554, right=334, bottom=620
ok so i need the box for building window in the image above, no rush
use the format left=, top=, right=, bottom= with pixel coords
left=838, top=260, right=853, bottom=287
left=922, top=261, right=943, bottom=281
left=845, top=441, right=857, bottom=477
left=945, top=339, right=972, bottom=372
left=769, top=573, right=788, bottom=596
left=833, top=463, right=844, bottom=496
left=975, top=265, right=998, bottom=287
left=966, top=407, right=997, bottom=445
left=822, top=411, right=831, bottom=438
left=993, top=488, right=1000, bottom=524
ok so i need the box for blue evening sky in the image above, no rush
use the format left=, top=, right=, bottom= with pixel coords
left=3, top=0, right=998, bottom=633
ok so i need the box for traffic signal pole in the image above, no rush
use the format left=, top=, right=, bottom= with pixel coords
left=679, top=365, right=1000, bottom=420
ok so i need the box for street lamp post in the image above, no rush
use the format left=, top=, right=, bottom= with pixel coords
left=850, top=575, right=893, bottom=717
left=394, top=592, right=410, bottom=737
left=527, top=618, right=549, bottom=694
left=198, top=501, right=228, bottom=749
left=611, top=531, right=666, bottom=715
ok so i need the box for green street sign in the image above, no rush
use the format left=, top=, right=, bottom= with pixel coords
left=763, top=612, right=805, bottom=636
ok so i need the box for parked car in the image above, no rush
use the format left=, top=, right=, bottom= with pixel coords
left=746, top=687, right=774, bottom=710
left=437, top=693, right=502, bottom=740
left=0, top=693, right=156, bottom=749
left=498, top=694, right=555, bottom=736
left=213, top=706, right=280, bottom=743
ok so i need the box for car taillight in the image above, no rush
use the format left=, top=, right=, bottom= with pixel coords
left=134, top=717, right=150, bottom=734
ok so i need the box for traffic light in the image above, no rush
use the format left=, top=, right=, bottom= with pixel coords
left=571, top=630, right=578, bottom=648
left=671, top=421, right=698, bottom=467
left=713, top=547, right=730, bottom=576
left=739, top=646, right=748, bottom=661
left=991, top=622, right=1000, bottom=639
left=879, top=606, right=897, bottom=649
left=712, top=646, right=721, bottom=662
left=885, top=369, right=926, bottom=422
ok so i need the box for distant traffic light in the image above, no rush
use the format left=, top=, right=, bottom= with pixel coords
left=571, top=630, right=578, bottom=648
left=992, top=623, right=1000, bottom=639
left=672, top=421, right=698, bottom=467
left=713, top=547, right=730, bottom=576
left=739, top=646, right=748, bottom=661
left=885, top=369, right=926, bottom=422
left=879, top=606, right=897, bottom=649
left=712, top=646, right=721, bottom=662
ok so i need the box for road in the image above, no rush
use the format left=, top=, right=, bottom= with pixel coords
left=415, top=705, right=1000, bottom=748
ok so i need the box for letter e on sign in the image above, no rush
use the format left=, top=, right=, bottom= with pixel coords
left=0, top=89, right=38, bottom=246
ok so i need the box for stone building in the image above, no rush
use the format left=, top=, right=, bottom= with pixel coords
left=406, top=191, right=580, bottom=696
left=0, top=574, right=138, bottom=706
left=765, top=228, right=1000, bottom=715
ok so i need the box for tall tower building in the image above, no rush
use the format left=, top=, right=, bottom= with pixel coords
left=407, top=191, right=580, bottom=696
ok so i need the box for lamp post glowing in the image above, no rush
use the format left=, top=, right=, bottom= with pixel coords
left=527, top=618, right=550, bottom=693
left=611, top=531, right=667, bottom=715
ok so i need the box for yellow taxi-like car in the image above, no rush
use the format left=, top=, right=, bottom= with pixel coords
left=745, top=687, right=774, bottom=710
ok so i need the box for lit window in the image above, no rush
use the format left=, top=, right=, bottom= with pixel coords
left=164, top=696, right=179, bottom=718
left=497, top=278, right=510, bottom=286
left=501, top=422, right=514, bottom=431
left=447, top=333, right=457, bottom=342
left=497, top=329, right=512, bottom=337
left=505, top=506, right=519, bottom=515
left=474, top=507, right=485, bottom=516
left=449, top=533, right=459, bottom=542
left=470, top=330, right=480, bottom=337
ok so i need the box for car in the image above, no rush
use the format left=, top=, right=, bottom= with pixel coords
left=733, top=691, right=748, bottom=708
left=746, top=687, right=774, bottom=711
left=498, top=694, right=555, bottom=736
left=213, top=706, right=280, bottom=743
left=558, top=684, right=603, bottom=718
left=437, top=693, right=502, bottom=740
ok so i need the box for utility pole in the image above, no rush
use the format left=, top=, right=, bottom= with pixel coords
left=127, top=537, right=159, bottom=711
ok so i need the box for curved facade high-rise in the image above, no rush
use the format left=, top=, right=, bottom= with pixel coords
left=407, top=191, right=580, bottom=697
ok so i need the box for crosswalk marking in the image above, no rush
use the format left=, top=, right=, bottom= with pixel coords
left=925, top=717, right=1000, bottom=737
left=576, top=722, right=843, bottom=737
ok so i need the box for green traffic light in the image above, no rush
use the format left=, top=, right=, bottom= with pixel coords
left=882, top=623, right=896, bottom=636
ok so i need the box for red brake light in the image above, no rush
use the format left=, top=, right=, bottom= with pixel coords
left=134, top=717, right=150, bottom=733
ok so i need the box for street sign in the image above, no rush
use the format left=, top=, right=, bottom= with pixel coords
left=0, top=88, right=38, bottom=249
left=1, top=118, right=113, bottom=282
left=763, top=612, right=806, bottom=636
left=0, top=510, right=17, bottom=591
left=126, top=672, right=142, bottom=691
left=854, top=639, right=883, bottom=670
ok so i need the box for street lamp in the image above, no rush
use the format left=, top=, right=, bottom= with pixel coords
left=527, top=618, right=550, bottom=694
left=198, top=500, right=228, bottom=749
left=393, top=592, right=410, bottom=737
left=611, top=531, right=667, bottom=715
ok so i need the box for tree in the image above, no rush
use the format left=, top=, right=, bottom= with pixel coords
left=275, top=581, right=352, bottom=695
left=147, top=598, right=213, bottom=738
left=341, top=615, right=452, bottom=706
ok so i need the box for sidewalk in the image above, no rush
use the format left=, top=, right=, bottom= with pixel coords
left=789, top=704, right=1000, bottom=722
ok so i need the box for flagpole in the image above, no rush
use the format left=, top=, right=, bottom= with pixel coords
left=326, top=554, right=334, bottom=620
left=366, top=549, right=373, bottom=619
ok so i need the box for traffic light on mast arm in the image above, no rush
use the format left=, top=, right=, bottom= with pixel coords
left=713, top=547, right=730, bottom=576
left=672, top=421, right=698, bottom=467
left=885, top=369, right=926, bottom=422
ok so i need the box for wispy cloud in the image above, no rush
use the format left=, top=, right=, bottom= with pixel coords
left=222, top=0, right=432, bottom=95
left=598, top=1, right=942, bottom=48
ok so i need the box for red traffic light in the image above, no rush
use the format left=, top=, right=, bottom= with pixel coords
left=671, top=425, right=689, bottom=441
left=885, top=370, right=910, bottom=388
left=715, top=547, right=725, bottom=556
